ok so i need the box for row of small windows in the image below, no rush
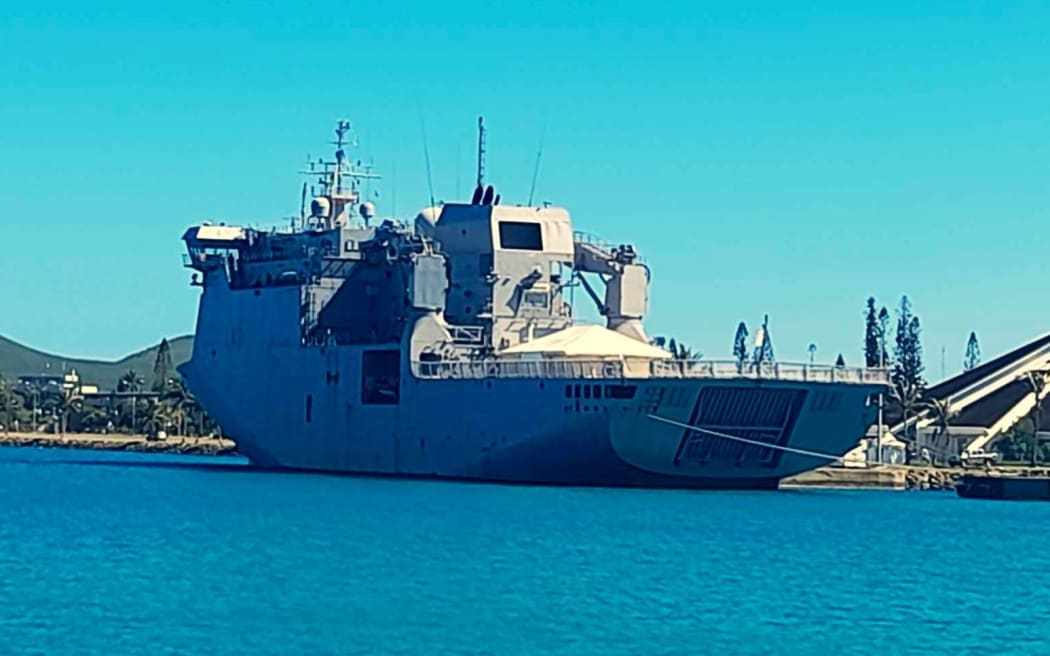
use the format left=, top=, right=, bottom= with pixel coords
left=564, top=384, right=637, bottom=400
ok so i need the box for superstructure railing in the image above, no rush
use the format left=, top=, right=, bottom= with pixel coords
left=412, top=358, right=889, bottom=384
left=413, top=359, right=624, bottom=380
left=650, top=360, right=888, bottom=384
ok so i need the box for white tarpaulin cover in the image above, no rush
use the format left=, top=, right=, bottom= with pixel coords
left=499, top=325, right=670, bottom=359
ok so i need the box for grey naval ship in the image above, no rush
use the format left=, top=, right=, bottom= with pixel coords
left=180, top=120, right=888, bottom=489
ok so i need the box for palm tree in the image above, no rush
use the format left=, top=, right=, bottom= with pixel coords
left=58, top=391, right=84, bottom=436
left=1022, top=370, right=1049, bottom=467
left=653, top=337, right=702, bottom=361
left=160, top=379, right=193, bottom=436
left=141, top=400, right=165, bottom=440
left=891, top=379, right=923, bottom=450
left=0, top=374, right=15, bottom=433
left=117, top=370, right=144, bottom=433
left=118, top=370, right=142, bottom=393
left=18, top=386, right=42, bottom=431
left=922, top=398, right=954, bottom=464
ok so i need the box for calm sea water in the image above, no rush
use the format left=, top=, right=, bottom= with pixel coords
left=1, top=447, right=1048, bottom=655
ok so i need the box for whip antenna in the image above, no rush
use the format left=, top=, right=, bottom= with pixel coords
left=420, top=113, right=436, bottom=209
left=527, top=122, right=547, bottom=207
left=476, top=115, right=486, bottom=189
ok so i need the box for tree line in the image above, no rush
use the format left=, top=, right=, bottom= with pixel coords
left=0, top=338, right=217, bottom=439
left=863, top=295, right=986, bottom=443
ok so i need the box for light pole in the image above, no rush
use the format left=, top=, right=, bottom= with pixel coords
left=808, top=343, right=817, bottom=365
left=876, top=393, right=884, bottom=466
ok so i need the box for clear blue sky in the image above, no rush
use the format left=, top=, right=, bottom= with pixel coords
left=2, top=1, right=1048, bottom=379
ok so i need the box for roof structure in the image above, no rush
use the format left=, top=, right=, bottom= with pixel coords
left=499, top=325, right=670, bottom=359
left=884, top=332, right=1050, bottom=453
left=927, top=333, right=1050, bottom=400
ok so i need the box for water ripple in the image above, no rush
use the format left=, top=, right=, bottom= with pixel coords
left=0, top=448, right=1049, bottom=655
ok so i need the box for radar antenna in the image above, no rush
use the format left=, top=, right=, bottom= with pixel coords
left=298, top=119, right=380, bottom=230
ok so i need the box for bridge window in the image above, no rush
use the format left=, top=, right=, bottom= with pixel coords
left=362, top=350, right=400, bottom=405
left=498, top=221, right=543, bottom=251
left=305, top=394, right=313, bottom=423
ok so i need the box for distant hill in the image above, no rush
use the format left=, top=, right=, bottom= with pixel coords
left=0, top=335, right=194, bottom=391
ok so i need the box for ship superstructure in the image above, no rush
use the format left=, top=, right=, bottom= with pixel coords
left=180, top=120, right=888, bottom=489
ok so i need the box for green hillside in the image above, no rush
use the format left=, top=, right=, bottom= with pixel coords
left=0, top=335, right=194, bottom=391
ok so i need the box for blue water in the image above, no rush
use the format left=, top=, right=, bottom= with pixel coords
left=1, top=448, right=1049, bottom=655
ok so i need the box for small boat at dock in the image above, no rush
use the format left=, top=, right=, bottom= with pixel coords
left=956, top=474, right=1050, bottom=501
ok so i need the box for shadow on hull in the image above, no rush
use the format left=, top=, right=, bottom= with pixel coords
left=4, top=450, right=784, bottom=489
left=242, top=464, right=784, bottom=491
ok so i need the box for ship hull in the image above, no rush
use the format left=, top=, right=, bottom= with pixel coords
left=181, top=352, right=878, bottom=490
left=179, top=280, right=880, bottom=490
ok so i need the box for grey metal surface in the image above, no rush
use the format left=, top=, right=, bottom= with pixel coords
left=179, top=121, right=888, bottom=488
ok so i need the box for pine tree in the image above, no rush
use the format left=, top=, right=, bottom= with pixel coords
left=864, top=297, right=880, bottom=367
left=153, top=338, right=174, bottom=392
left=835, top=353, right=846, bottom=367
left=878, top=307, right=890, bottom=366
left=892, top=296, right=925, bottom=439
left=733, top=322, right=749, bottom=367
left=964, top=331, right=981, bottom=371
left=892, top=297, right=925, bottom=389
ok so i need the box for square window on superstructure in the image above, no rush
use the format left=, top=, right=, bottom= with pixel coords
left=498, top=221, right=543, bottom=251
left=522, top=290, right=549, bottom=309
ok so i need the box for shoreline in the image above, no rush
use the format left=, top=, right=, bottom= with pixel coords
left=0, top=431, right=238, bottom=457
left=782, top=464, right=1050, bottom=491
left=4, top=435, right=1045, bottom=492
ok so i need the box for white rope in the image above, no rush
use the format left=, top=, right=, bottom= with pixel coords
left=646, top=414, right=846, bottom=463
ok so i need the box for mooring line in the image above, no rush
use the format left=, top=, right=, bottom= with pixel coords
left=646, top=414, right=846, bottom=463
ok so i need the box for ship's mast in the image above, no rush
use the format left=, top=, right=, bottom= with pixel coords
left=333, top=120, right=350, bottom=199
left=301, top=119, right=380, bottom=230
left=470, top=116, right=497, bottom=205
left=476, top=115, right=486, bottom=189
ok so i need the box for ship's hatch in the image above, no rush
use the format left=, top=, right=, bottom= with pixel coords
left=674, top=387, right=807, bottom=469
left=362, top=350, right=400, bottom=405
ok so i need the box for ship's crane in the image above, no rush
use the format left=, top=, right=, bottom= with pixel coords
left=571, top=233, right=650, bottom=343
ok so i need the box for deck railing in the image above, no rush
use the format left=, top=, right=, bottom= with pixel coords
left=413, top=359, right=625, bottom=380
left=412, top=358, right=889, bottom=384
left=650, top=360, right=889, bottom=384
